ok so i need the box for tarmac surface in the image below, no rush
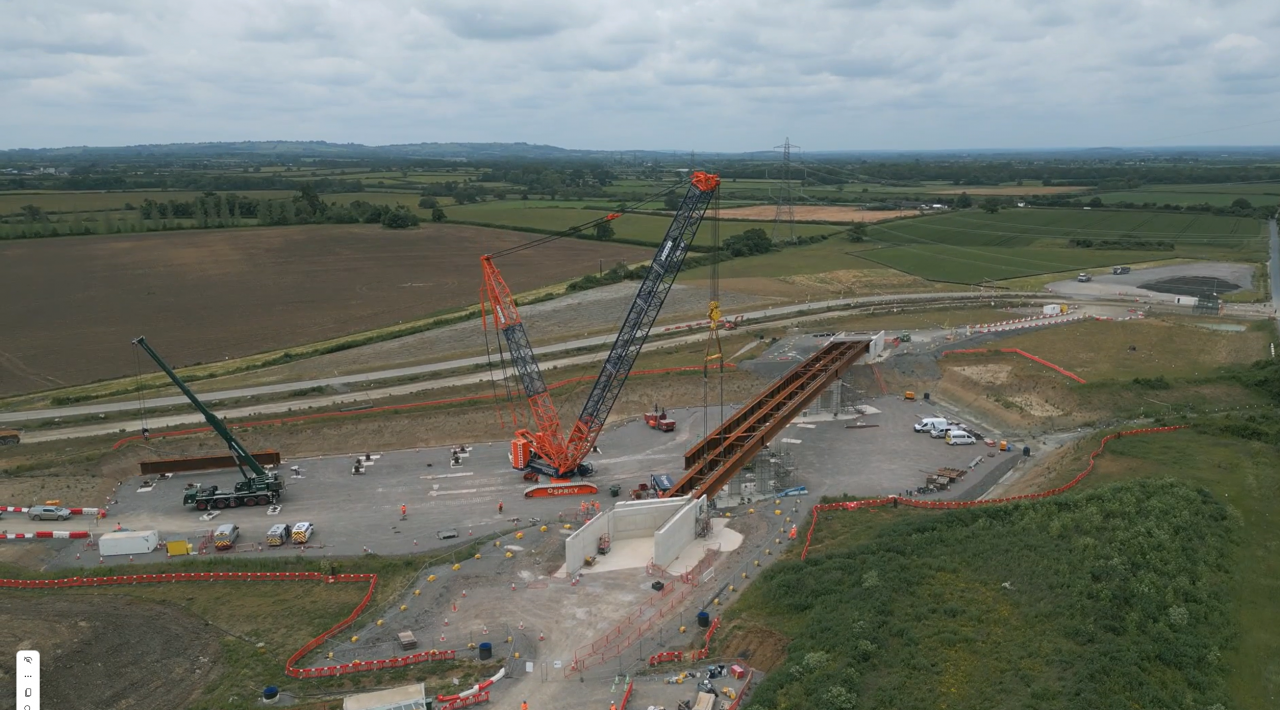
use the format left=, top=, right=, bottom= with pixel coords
left=779, top=395, right=1022, bottom=501
left=34, top=408, right=728, bottom=569
left=1044, top=261, right=1254, bottom=302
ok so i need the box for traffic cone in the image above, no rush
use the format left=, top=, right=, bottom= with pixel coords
left=511, top=582, right=516, bottom=592
left=468, top=529, right=472, bottom=536
left=461, top=589, right=467, bottom=598
left=538, top=631, right=544, bottom=641
left=518, top=621, right=524, bottom=630
left=98, top=557, right=104, bottom=564
left=128, top=556, right=133, bottom=562
left=413, top=539, right=418, bottom=546
left=441, top=633, right=447, bottom=643
left=444, top=618, right=449, bottom=626
left=482, top=625, right=488, bottom=635
left=75, top=553, right=80, bottom=560
left=452, top=602, right=457, bottom=612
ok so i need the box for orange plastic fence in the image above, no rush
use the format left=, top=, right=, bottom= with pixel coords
left=0, top=571, right=456, bottom=678
left=801, top=426, right=1187, bottom=560
left=112, top=365, right=735, bottom=450
left=620, top=680, right=635, bottom=709
left=939, top=348, right=1086, bottom=383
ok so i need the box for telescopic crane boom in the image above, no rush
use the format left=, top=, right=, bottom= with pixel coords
left=132, top=336, right=284, bottom=510
left=481, top=172, right=720, bottom=494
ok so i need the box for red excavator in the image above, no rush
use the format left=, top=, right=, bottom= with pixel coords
left=480, top=172, right=720, bottom=496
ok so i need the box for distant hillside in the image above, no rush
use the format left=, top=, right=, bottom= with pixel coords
left=0, top=140, right=682, bottom=162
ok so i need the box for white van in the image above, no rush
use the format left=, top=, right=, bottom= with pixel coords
left=930, top=424, right=961, bottom=439
left=914, top=417, right=948, bottom=433
left=290, top=521, right=314, bottom=544
left=946, top=430, right=977, bottom=446
left=266, top=523, right=291, bottom=546
left=213, top=523, right=239, bottom=551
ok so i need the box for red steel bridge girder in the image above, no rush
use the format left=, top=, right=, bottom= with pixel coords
left=667, top=340, right=870, bottom=500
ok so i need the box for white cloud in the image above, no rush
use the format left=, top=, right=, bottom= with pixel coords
left=0, top=0, right=1277, bottom=150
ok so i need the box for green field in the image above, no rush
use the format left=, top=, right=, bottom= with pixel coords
left=852, top=208, right=1266, bottom=283
left=1101, top=182, right=1280, bottom=207
left=445, top=201, right=837, bottom=245
left=0, top=189, right=295, bottom=216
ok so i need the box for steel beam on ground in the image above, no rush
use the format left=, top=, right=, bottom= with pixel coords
left=667, top=340, right=868, bottom=499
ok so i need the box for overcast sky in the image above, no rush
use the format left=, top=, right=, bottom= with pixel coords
left=2, top=0, right=1278, bottom=152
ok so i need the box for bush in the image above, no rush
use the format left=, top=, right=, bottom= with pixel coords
left=380, top=206, right=420, bottom=229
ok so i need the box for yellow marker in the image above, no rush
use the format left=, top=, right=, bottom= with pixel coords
left=494, top=540, right=501, bottom=547
left=416, top=587, right=424, bottom=593
left=514, top=652, right=520, bottom=659
left=505, top=551, right=513, bottom=558
left=748, top=508, right=755, bottom=514
left=729, top=584, right=736, bottom=592
left=540, top=525, right=548, bottom=532
left=400, top=605, right=407, bottom=611
left=765, top=548, right=771, bottom=555
left=679, top=626, right=686, bottom=633
left=376, top=619, right=384, bottom=626
left=516, top=532, right=524, bottom=540
left=563, top=523, right=572, bottom=529
left=741, top=572, right=747, bottom=579
left=452, top=564, right=461, bottom=571
left=713, top=597, right=720, bottom=605
left=774, top=509, right=781, bottom=516
left=754, top=560, right=760, bottom=567
left=351, top=635, right=359, bottom=642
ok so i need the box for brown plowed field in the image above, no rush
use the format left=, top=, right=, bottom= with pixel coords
left=0, top=224, right=647, bottom=396
left=716, top=205, right=918, bottom=222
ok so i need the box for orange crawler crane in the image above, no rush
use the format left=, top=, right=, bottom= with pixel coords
left=480, top=172, right=720, bottom=496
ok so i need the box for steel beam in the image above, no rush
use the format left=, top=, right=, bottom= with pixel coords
left=667, top=340, right=869, bottom=499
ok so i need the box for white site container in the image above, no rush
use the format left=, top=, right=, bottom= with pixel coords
left=98, top=530, right=160, bottom=556
left=1042, top=304, right=1060, bottom=315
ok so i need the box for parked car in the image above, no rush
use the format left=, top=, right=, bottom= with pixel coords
left=946, top=430, right=977, bottom=446
left=28, top=505, right=71, bottom=521
left=1076, top=273, right=1092, bottom=283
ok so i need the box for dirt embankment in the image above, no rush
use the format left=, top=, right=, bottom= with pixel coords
left=0, top=595, right=222, bottom=710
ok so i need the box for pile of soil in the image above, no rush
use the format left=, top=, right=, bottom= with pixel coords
left=0, top=594, right=221, bottom=709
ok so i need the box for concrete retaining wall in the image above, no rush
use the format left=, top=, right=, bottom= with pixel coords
left=565, top=511, right=610, bottom=576
left=611, top=498, right=687, bottom=540
left=653, top=496, right=705, bottom=569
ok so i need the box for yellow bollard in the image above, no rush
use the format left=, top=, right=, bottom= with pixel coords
left=748, top=508, right=755, bottom=514
left=514, top=652, right=520, bottom=659
left=765, top=548, right=771, bottom=555
left=416, top=587, right=424, bottom=593
left=351, top=635, right=359, bottom=642
left=754, top=560, right=760, bottom=567
left=494, top=540, right=501, bottom=547
left=776, top=538, right=781, bottom=544
left=327, top=652, right=334, bottom=660
left=516, top=532, right=524, bottom=540
left=775, top=499, right=780, bottom=505
left=741, top=572, right=747, bottom=579
left=774, top=509, right=781, bottom=516
left=474, top=553, right=481, bottom=560
left=713, top=597, right=720, bottom=605
left=507, top=636, right=513, bottom=643
left=376, top=619, right=384, bottom=626
left=400, top=605, right=407, bottom=611
left=785, top=517, right=791, bottom=523
left=563, top=523, right=572, bottom=529
left=679, top=626, right=687, bottom=633
left=540, top=525, right=548, bottom=532
left=505, top=551, right=513, bottom=558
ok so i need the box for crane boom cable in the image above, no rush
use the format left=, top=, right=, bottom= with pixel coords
left=487, top=181, right=689, bottom=260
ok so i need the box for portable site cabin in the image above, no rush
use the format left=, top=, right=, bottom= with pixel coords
left=98, top=530, right=160, bottom=556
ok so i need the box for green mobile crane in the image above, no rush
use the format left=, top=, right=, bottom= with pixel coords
left=132, top=336, right=285, bottom=511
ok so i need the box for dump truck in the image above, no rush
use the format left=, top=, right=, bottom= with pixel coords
left=0, top=430, right=19, bottom=446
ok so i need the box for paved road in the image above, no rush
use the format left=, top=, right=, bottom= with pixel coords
left=1, top=291, right=1040, bottom=425
left=1270, top=218, right=1280, bottom=326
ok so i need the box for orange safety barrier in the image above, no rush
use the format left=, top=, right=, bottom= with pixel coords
left=112, top=365, right=735, bottom=450
left=939, top=348, right=1086, bottom=383
left=620, top=680, right=635, bottom=709
left=440, top=691, right=490, bottom=709
left=0, top=570, right=456, bottom=678
left=801, top=426, right=1187, bottom=560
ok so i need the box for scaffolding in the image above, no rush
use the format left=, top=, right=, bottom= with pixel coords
left=715, top=445, right=797, bottom=507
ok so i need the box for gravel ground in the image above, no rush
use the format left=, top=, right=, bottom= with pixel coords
left=1045, top=261, right=1254, bottom=302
